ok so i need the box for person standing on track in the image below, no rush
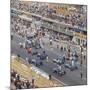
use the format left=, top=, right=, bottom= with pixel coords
left=80, top=72, right=83, bottom=79
left=46, top=55, right=49, bottom=62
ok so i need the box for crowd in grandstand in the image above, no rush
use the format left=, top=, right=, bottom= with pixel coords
left=11, top=0, right=87, bottom=28
left=11, top=15, right=32, bottom=37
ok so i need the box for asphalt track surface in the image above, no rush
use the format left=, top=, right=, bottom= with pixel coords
left=11, top=33, right=87, bottom=86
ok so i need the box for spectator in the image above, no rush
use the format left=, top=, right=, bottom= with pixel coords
left=32, top=78, right=35, bottom=88
left=49, top=39, right=52, bottom=45
left=60, top=46, right=63, bottom=51
left=49, top=75, right=52, bottom=80
left=26, top=80, right=31, bottom=88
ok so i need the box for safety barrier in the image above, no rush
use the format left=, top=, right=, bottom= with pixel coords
left=31, top=65, right=49, bottom=79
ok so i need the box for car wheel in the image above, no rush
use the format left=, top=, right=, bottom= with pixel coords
left=64, top=71, right=66, bottom=74
left=71, top=69, right=73, bottom=71
left=76, top=67, right=78, bottom=69
left=59, top=74, right=62, bottom=77
left=53, top=71, right=56, bottom=73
